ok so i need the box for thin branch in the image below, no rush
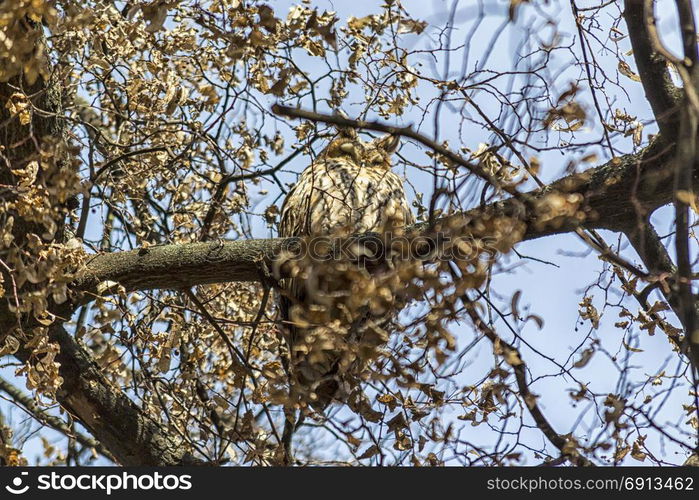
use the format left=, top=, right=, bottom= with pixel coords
left=0, top=376, right=116, bottom=463
left=183, top=289, right=282, bottom=446
left=464, top=301, right=594, bottom=466
left=271, top=104, right=524, bottom=199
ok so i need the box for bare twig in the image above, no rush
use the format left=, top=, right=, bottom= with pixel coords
left=271, top=104, right=524, bottom=199
left=0, top=376, right=116, bottom=463
left=464, top=301, right=594, bottom=466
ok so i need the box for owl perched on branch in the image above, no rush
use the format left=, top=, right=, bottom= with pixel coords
left=278, top=128, right=414, bottom=411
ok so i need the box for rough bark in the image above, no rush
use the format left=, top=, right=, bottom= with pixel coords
left=13, top=324, right=196, bottom=466
left=76, top=138, right=678, bottom=296
left=623, top=0, right=682, bottom=136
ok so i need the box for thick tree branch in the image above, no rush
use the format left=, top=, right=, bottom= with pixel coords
left=75, top=138, right=679, bottom=296
left=0, top=375, right=116, bottom=463
left=624, top=0, right=682, bottom=136
left=13, top=324, right=200, bottom=466
left=76, top=238, right=280, bottom=298
left=672, top=0, right=699, bottom=373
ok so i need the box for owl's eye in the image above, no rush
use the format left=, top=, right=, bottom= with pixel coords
left=339, top=143, right=356, bottom=155
left=368, top=153, right=384, bottom=164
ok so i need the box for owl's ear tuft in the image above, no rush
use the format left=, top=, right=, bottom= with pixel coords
left=374, top=134, right=400, bottom=154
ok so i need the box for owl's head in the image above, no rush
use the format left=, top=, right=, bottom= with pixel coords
left=320, top=128, right=363, bottom=163
left=363, top=134, right=400, bottom=170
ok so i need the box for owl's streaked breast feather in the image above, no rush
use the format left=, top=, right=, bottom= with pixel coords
left=279, top=158, right=413, bottom=238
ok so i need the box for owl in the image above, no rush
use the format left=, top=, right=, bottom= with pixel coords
left=278, top=128, right=414, bottom=411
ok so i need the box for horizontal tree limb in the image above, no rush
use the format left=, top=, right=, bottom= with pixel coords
left=75, top=138, right=678, bottom=299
